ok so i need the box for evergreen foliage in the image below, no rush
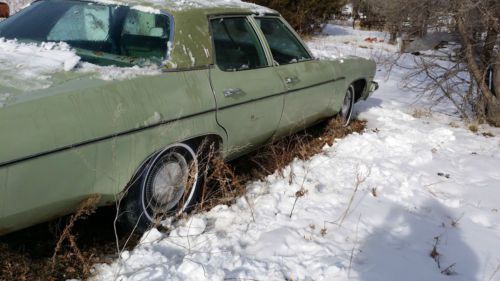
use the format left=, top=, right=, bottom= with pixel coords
left=250, top=0, right=348, bottom=34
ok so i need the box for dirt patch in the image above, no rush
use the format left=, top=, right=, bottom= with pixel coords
left=0, top=117, right=366, bottom=281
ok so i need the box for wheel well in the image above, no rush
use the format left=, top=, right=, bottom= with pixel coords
left=184, top=134, right=223, bottom=152
left=352, top=79, right=367, bottom=102
left=124, top=134, right=223, bottom=193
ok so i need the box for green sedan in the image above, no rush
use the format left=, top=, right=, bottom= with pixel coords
left=0, top=0, right=378, bottom=235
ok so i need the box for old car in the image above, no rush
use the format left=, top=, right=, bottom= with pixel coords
left=0, top=0, right=377, bottom=234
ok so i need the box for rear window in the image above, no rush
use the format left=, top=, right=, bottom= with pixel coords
left=0, top=0, right=171, bottom=66
left=255, top=17, right=312, bottom=65
left=210, top=17, right=267, bottom=71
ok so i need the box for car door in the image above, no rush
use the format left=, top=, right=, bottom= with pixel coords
left=209, top=16, right=286, bottom=157
left=255, top=17, right=342, bottom=136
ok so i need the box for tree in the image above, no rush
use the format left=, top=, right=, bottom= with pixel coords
left=453, top=0, right=500, bottom=125
left=360, top=0, right=499, bottom=125
left=250, top=0, right=348, bottom=34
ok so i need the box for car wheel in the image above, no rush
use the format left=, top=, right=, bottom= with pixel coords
left=122, top=143, right=202, bottom=233
left=340, top=85, right=355, bottom=126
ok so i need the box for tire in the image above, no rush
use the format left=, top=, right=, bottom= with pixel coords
left=121, top=143, right=202, bottom=233
left=340, top=85, right=355, bottom=126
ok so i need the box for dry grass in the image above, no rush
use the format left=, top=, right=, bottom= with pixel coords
left=338, top=169, right=370, bottom=227
left=489, top=263, right=500, bottom=281
left=430, top=235, right=457, bottom=276
left=51, top=195, right=100, bottom=274
left=468, top=123, right=479, bottom=133
left=411, top=108, right=433, bottom=118
left=194, top=117, right=367, bottom=213
left=0, top=205, right=139, bottom=281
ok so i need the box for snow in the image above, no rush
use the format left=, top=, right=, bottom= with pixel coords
left=0, top=39, right=80, bottom=91
left=312, top=24, right=399, bottom=60
left=130, top=5, right=162, bottom=15
left=91, top=25, right=500, bottom=281
left=4, top=0, right=274, bottom=17
left=0, top=92, right=10, bottom=107
left=3, top=0, right=31, bottom=14
left=89, top=0, right=274, bottom=14
left=0, top=39, right=162, bottom=98
left=78, top=63, right=161, bottom=81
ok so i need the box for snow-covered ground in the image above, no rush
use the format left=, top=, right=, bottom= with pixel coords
left=90, top=25, right=500, bottom=281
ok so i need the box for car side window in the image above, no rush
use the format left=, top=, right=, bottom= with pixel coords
left=210, top=17, right=267, bottom=71
left=120, top=10, right=169, bottom=60
left=46, top=3, right=170, bottom=65
left=255, top=17, right=312, bottom=65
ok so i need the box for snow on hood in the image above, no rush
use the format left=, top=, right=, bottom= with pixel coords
left=0, top=38, right=162, bottom=103
left=0, top=38, right=80, bottom=92
left=78, top=62, right=161, bottom=81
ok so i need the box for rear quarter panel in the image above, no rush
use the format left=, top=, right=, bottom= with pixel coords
left=0, top=69, right=224, bottom=233
left=327, top=57, right=376, bottom=111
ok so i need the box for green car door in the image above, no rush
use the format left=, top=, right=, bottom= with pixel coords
left=255, top=17, right=342, bottom=136
left=209, top=16, right=286, bottom=158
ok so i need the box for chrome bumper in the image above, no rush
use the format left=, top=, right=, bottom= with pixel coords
left=369, top=81, right=379, bottom=93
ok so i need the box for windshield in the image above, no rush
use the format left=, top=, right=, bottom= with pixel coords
left=0, top=0, right=171, bottom=66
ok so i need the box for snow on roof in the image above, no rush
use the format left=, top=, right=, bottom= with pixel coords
left=91, top=0, right=274, bottom=14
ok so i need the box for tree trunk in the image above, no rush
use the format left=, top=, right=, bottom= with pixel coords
left=494, top=55, right=500, bottom=98
left=481, top=24, right=498, bottom=66
left=488, top=55, right=500, bottom=126
left=486, top=100, right=500, bottom=126
left=456, top=15, right=500, bottom=126
left=389, top=29, right=397, bottom=44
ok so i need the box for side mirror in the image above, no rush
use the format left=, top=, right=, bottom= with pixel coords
left=0, top=2, right=10, bottom=18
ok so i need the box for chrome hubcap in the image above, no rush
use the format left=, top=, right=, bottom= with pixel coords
left=341, top=88, right=353, bottom=125
left=341, top=91, right=352, bottom=117
left=150, top=152, right=189, bottom=212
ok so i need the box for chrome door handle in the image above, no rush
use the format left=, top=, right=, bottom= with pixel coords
left=285, top=76, right=300, bottom=85
left=223, top=88, right=245, bottom=97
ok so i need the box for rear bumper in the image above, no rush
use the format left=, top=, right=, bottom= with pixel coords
left=361, top=81, right=379, bottom=100
left=369, top=81, right=379, bottom=93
